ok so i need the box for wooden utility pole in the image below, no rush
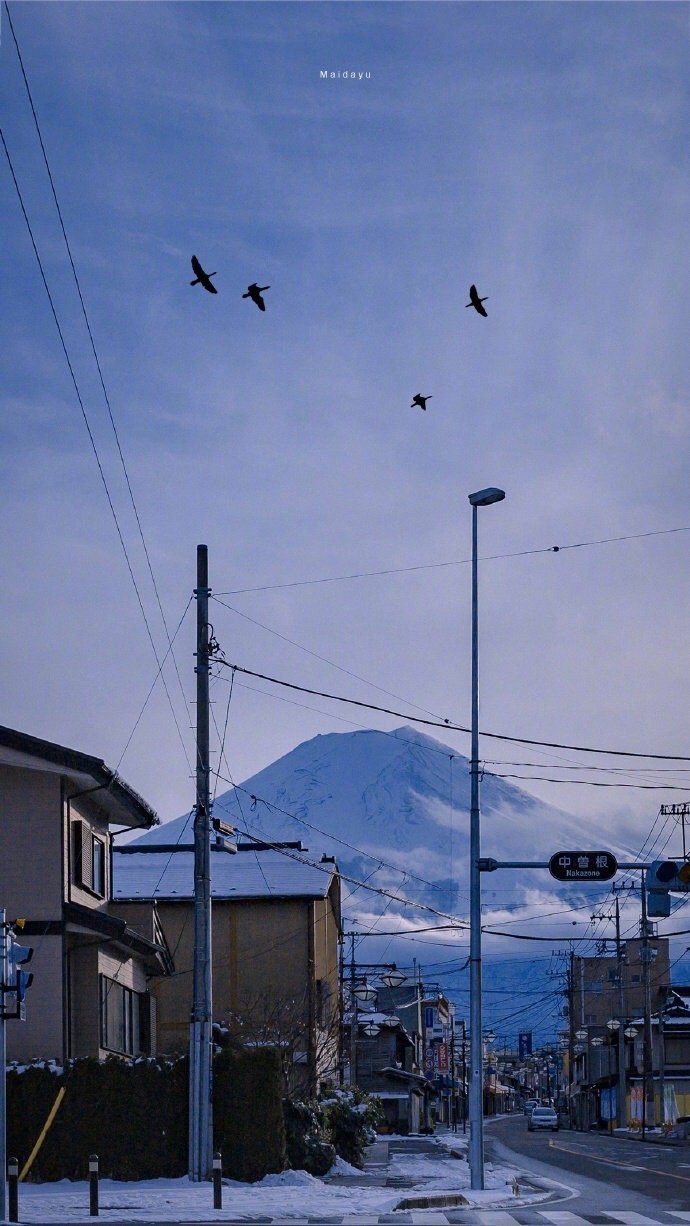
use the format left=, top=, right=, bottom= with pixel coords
left=189, top=545, right=213, bottom=1181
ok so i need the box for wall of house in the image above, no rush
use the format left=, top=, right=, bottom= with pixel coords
left=118, top=895, right=334, bottom=1069
left=0, top=765, right=63, bottom=918
left=5, top=933, right=64, bottom=1063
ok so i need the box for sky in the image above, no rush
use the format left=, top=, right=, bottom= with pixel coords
left=2, top=0, right=690, bottom=860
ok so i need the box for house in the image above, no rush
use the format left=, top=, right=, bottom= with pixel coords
left=0, top=726, right=171, bottom=1065
left=111, top=840, right=342, bottom=1096
left=344, top=1009, right=427, bottom=1133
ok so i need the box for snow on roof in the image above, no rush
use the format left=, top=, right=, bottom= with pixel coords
left=113, top=847, right=335, bottom=902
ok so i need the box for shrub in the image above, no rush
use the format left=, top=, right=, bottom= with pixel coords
left=320, top=1088, right=383, bottom=1168
left=283, top=1098, right=335, bottom=1176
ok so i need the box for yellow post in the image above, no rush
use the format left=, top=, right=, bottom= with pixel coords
left=19, top=1086, right=66, bottom=1181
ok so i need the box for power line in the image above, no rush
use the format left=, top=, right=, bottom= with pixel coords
left=213, top=771, right=464, bottom=900
left=211, top=596, right=446, bottom=724
left=0, top=124, right=193, bottom=775
left=485, top=771, right=690, bottom=792
left=213, top=525, right=690, bottom=596
left=214, top=660, right=690, bottom=762
left=4, top=0, right=194, bottom=747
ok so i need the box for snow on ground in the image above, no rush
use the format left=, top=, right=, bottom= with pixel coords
left=10, top=1134, right=544, bottom=1222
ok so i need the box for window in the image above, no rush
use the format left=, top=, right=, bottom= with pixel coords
left=100, top=975, right=141, bottom=1056
left=71, top=822, right=106, bottom=896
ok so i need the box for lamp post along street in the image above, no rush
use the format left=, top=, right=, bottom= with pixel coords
left=468, top=487, right=505, bottom=1190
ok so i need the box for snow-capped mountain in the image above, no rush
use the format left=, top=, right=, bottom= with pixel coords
left=132, top=725, right=676, bottom=1043
left=133, top=724, right=618, bottom=926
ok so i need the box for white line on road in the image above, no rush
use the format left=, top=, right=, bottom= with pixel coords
left=600, top=1214, right=664, bottom=1224
left=539, top=1213, right=598, bottom=1225
left=463, top=1215, right=524, bottom=1225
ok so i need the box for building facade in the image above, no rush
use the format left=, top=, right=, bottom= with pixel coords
left=0, top=726, right=170, bottom=1065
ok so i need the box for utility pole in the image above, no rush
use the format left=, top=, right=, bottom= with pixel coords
left=349, top=934, right=357, bottom=1087
left=614, top=894, right=626, bottom=1129
left=640, top=877, right=654, bottom=1139
left=0, top=912, right=7, bottom=1224
left=567, top=951, right=576, bottom=1128
left=189, top=545, right=213, bottom=1181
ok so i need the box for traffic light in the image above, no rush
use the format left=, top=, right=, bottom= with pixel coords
left=646, top=860, right=690, bottom=918
left=3, top=927, right=34, bottom=1020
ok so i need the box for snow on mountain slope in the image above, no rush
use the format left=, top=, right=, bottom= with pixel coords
left=131, top=726, right=658, bottom=1042
left=132, top=725, right=621, bottom=917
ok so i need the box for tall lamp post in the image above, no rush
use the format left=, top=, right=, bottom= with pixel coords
left=468, top=486, right=505, bottom=1190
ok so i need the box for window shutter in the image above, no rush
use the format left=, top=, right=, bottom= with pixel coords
left=72, top=821, right=85, bottom=886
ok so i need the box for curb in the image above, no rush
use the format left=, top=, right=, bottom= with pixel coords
left=395, top=1193, right=470, bottom=1209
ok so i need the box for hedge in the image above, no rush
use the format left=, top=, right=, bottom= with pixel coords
left=7, top=1049, right=285, bottom=1183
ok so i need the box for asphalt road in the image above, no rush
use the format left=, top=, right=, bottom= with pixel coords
left=485, top=1113, right=690, bottom=1217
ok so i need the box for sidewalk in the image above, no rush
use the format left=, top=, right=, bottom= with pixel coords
left=5, top=1130, right=552, bottom=1224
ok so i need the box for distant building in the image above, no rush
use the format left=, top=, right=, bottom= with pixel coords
left=572, top=939, right=671, bottom=1028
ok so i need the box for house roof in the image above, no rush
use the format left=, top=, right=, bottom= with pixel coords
left=0, top=725, right=159, bottom=829
left=113, top=846, right=338, bottom=902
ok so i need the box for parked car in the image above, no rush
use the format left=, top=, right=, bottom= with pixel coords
left=528, top=1105, right=559, bottom=1132
left=523, top=1099, right=539, bottom=1116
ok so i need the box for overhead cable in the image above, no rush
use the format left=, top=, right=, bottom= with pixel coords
left=214, top=660, right=690, bottom=762
left=214, top=525, right=690, bottom=596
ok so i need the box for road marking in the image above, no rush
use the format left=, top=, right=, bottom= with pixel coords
left=467, top=1215, right=524, bottom=1224
left=602, top=1211, right=666, bottom=1221
left=667, top=1216, right=690, bottom=1222
left=539, top=1213, right=594, bottom=1225
left=600, top=1215, right=664, bottom=1224
left=548, top=1138, right=690, bottom=1184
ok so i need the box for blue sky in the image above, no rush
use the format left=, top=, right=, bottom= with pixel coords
left=2, top=0, right=689, bottom=854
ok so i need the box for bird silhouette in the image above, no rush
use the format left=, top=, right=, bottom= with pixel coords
left=466, top=284, right=488, bottom=316
left=242, top=283, right=270, bottom=311
left=411, top=394, right=432, bottom=411
left=190, top=255, right=217, bottom=294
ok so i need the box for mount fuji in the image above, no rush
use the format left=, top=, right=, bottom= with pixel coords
left=131, top=726, right=677, bottom=1040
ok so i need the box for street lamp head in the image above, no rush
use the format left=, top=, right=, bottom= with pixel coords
left=380, top=966, right=406, bottom=989
left=606, top=1019, right=621, bottom=1031
left=353, top=979, right=377, bottom=1003
left=469, top=487, right=506, bottom=508
left=575, top=1029, right=588, bottom=1041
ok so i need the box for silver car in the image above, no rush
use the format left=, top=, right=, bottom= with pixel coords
left=523, top=1098, right=539, bottom=1116
left=528, top=1105, right=559, bottom=1131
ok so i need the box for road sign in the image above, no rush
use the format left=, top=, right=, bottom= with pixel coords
left=548, top=850, right=618, bottom=881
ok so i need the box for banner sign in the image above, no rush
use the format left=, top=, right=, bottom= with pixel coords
left=518, top=1031, right=532, bottom=1059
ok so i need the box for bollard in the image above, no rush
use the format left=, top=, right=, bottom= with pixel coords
left=89, top=1153, right=99, bottom=1217
left=213, top=1151, right=222, bottom=1209
left=8, top=1157, right=19, bottom=1223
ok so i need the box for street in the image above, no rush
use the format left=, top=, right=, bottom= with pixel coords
left=483, top=1114, right=690, bottom=1220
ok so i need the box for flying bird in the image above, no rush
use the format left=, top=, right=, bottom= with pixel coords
left=243, top=283, right=270, bottom=311
left=190, top=255, right=217, bottom=294
left=466, top=284, right=488, bottom=316
left=411, top=394, right=432, bottom=411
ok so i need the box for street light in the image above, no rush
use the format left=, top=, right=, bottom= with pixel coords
left=353, top=979, right=377, bottom=1003
left=380, top=966, right=406, bottom=989
left=468, top=485, right=505, bottom=1190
